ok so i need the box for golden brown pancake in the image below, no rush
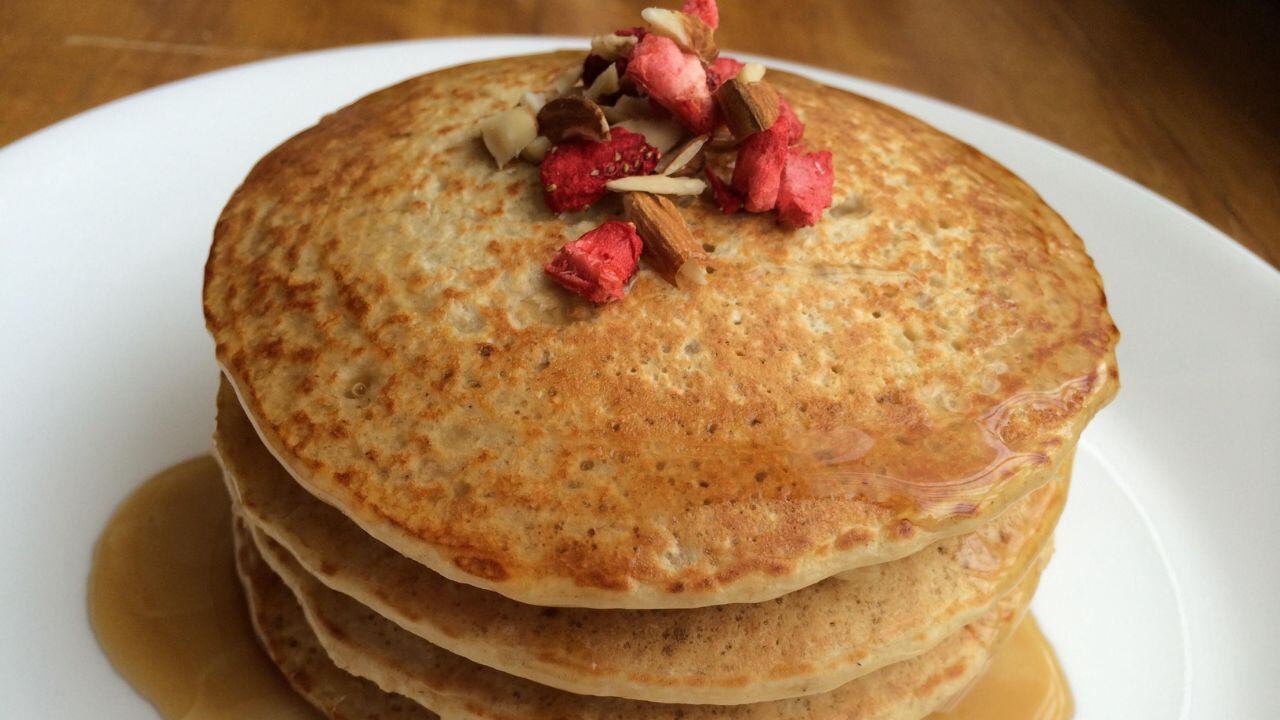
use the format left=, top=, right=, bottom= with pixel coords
left=206, top=51, right=1117, bottom=608
left=237, top=512, right=1044, bottom=720
left=217, top=376, right=1066, bottom=704
left=234, top=511, right=436, bottom=720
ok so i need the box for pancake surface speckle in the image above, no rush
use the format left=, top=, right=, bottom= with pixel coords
left=205, top=51, right=1117, bottom=607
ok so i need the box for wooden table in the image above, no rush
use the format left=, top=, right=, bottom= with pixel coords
left=3, top=0, right=1277, bottom=267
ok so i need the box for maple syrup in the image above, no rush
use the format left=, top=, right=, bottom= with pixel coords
left=88, top=456, right=319, bottom=719
left=931, top=614, right=1073, bottom=719
left=89, top=456, right=1069, bottom=719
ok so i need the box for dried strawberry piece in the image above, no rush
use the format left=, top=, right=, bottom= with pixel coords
left=777, top=148, right=834, bottom=228
left=624, top=34, right=715, bottom=135
left=681, top=0, right=720, bottom=29
left=777, top=98, right=805, bottom=145
left=704, top=167, right=742, bottom=214
left=540, top=128, right=660, bottom=213
left=731, top=113, right=790, bottom=212
left=705, top=56, right=744, bottom=92
left=544, top=221, right=643, bottom=303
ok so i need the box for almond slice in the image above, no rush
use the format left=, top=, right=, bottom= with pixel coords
left=611, top=117, right=685, bottom=153
left=537, top=96, right=610, bottom=144
left=548, top=65, right=584, bottom=98
left=656, top=134, right=709, bottom=176
left=714, top=78, right=780, bottom=139
left=591, top=33, right=639, bottom=60
left=707, top=124, right=741, bottom=150
left=623, top=192, right=709, bottom=286
left=521, top=91, right=547, bottom=115
left=481, top=107, right=538, bottom=168
left=738, top=62, right=766, bottom=83
left=641, top=7, right=718, bottom=64
left=603, top=95, right=656, bottom=124
left=606, top=175, right=707, bottom=195
left=584, top=63, right=620, bottom=101
left=520, top=136, right=552, bottom=164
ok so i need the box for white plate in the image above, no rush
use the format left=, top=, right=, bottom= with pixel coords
left=0, top=37, right=1276, bottom=719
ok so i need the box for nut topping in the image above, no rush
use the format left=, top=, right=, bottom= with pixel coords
left=520, top=136, right=552, bottom=164
left=590, top=33, right=640, bottom=60
left=655, top=134, right=709, bottom=176
left=641, top=7, right=718, bottom=64
left=611, top=116, right=686, bottom=153
left=537, top=96, right=610, bottom=144
left=481, top=107, right=538, bottom=168
left=715, top=78, right=780, bottom=140
left=584, top=63, right=621, bottom=101
left=547, top=65, right=584, bottom=97
left=623, top=191, right=709, bottom=285
left=737, top=61, right=766, bottom=83
left=606, top=175, right=707, bottom=195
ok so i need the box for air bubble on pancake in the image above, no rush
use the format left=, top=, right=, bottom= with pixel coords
left=341, top=369, right=380, bottom=407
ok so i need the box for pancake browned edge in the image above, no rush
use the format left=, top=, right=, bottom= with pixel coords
left=218, top=373, right=1068, bottom=706
left=233, top=511, right=437, bottom=720
left=205, top=50, right=1118, bottom=608
left=240, top=510, right=1047, bottom=720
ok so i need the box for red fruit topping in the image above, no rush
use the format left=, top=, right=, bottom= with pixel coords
left=705, top=56, right=745, bottom=92
left=544, top=221, right=644, bottom=303
left=704, top=167, right=743, bottom=214
left=625, top=34, right=715, bottom=134
left=615, top=26, right=649, bottom=39
left=777, top=98, right=805, bottom=145
left=731, top=113, right=791, bottom=212
left=777, top=148, right=834, bottom=228
left=540, top=128, right=661, bottom=213
left=681, top=0, right=720, bottom=29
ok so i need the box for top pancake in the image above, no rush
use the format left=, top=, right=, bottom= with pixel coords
left=205, top=51, right=1118, bottom=608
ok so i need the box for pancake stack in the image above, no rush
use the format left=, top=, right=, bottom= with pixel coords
left=204, top=50, right=1118, bottom=720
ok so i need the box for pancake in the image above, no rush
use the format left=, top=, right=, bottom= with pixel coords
left=238, top=512, right=1045, bottom=720
left=205, top=51, right=1117, bottom=608
left=234, top=510, right=436, bottom=720
left=216, top=376, right=1067, bottom=704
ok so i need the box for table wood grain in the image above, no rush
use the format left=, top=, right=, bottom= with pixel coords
left=2, top=0, right=1277, bottom=267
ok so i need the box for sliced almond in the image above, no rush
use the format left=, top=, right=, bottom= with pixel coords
left=641, top=7, right=718, bottom=64
left=612, top=117, right=685, bottom=153
left=590, top=33, right=639, bottom=60
left=548, top=65, right=584, bottom=98
left=738, top=62, right=766, bottom=84
left=707, top=124, right=741, bottom=150
left=606, top=175, right=707, bottom=195
left=481, top=107, right=538, bottom=168
left=520, top=91, right=547, bottom=115
left=603, top=95, right=656, bottom=124
left=584, top=63, right=620, bottom=102
left=520, top=136, right=552, bottom=164
left=714, top=78, right=780, bottom=139
left=537, top=96, right=609, bottom=144
left=623, top=192, right=709, bottom=285
left=655, top=134, right=709, bottom=176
